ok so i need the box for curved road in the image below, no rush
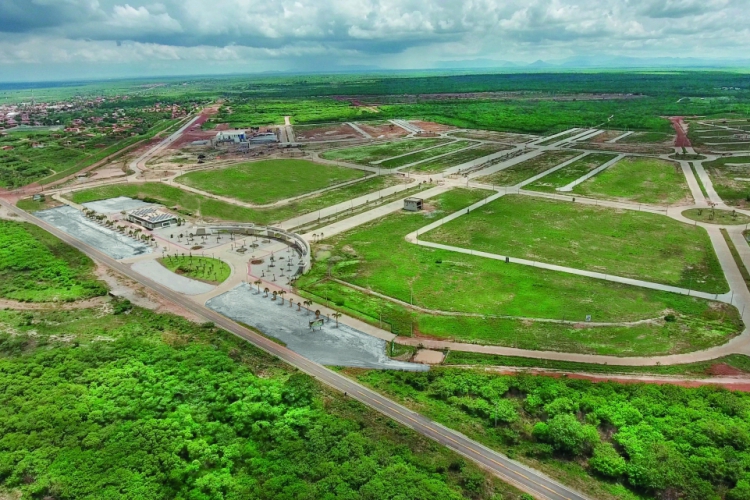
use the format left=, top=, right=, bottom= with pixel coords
left=0, top=198, right=587, bottom=500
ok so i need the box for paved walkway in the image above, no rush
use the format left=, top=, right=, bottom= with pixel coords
left=347, top=122, right=372, bottom=139
left=515, top=151, right=589, bottom=189
left=607, top=131, right=633, bottom=143
left=131, top=260, right=215, bottom=295
left=557, top=154, right=625, bottom=191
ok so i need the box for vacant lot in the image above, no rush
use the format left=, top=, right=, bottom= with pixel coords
left=572, top=157, right=692, bottom=205
left=296, top=190, right=739, bottom=355
left=424, top=195, right=727, bottom=293
left=478, top=151, right=580, bottom=186
left=293, top=123, right=359, bottom=141
left=411, top=143, right=511, bottom=174
left=619, top=131, right=673, bottom=144
left=175, top=159, right=366, bottom=205
left=450, top=130, right=535, bottom=143
left=0, top=220, right=106, bottom=302
left=69, top=175, right=411, bottom=225
left=379, top=140, right=473, bottom=169
left=526, top=153, right=618, bottom=192
left=320, top=138, right=447, bottom=165
left=703, top=156, right=750, bottom=206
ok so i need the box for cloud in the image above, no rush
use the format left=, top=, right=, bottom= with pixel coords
left=0, top=0, right=748, bottom=79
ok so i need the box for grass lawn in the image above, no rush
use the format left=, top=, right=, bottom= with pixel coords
left=702, top=156, right=750, bottom=207
left=619, top=131, right=673, bottom=144
left=526, top=153, right=618, bottom=192
left=175, top=159, right=366, bottom=205
left=296, top=190, right=740, bottom=355
left=320, top=138, right=447, bottom=165
left=682, top=208, right=750, bottom=225
left=572, top=157, right=692, bottom=205
left=379, top=140, right=473, bottom=169
left=423, top=195, right=727, bottom=293
left=410, top=143, right=510, bottom=174
left=158, top=255, right=231, bottom=284
left=0, top=220, right=106, bottom=302
left=478, top=151, right=580, bottom=186
left=68, top=176, right=411, bottom=225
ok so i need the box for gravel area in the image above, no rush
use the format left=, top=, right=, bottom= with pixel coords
left=131, top=260, right=215, bottom=295
left=35, top=205, right=152, bottom=259
left=82, top=196, right=152, bottom=214
left=206, top=283, right=427, bottom=371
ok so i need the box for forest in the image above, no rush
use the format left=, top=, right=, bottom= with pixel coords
left=0, top=220, right=106, bottom=302
left=352, top=367, right=750, bottom=500
left=0, top=306, right=523, bottom=500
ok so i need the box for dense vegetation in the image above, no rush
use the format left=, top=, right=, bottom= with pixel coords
left=0, top=306, right=523, bottom=499
left=297, top=189, right=741, bottom=355
left=351, top=367, right=750, bottom=500
left=0, top=220, right=105, bottom=302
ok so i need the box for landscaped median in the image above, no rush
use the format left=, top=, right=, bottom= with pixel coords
left=296, top=189, right=741, bottom=356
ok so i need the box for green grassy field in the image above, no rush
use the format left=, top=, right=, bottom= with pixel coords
left=619, top=131, right=673, bottom=144
left=320, top=138, right=448, bottom=165
left=410, top=143, right=510, bottom=174
left=702, top=156, right=750, bottom=207
left=572, top=157, right=692, bottom=205
left=526, top=153, right=618, bottom=192
left=379, top=140, right=473, bottom=169
left=682, top=207, right=750, bottom=225
left=175, top=159, right=366, bottom=205
left=423, top=195, right=727, bottom=293
left=478, top=151, right=580, bottom=186
left=68, top=175, right=409, bottom=225
left=296, top=190, right=740, bottom=355
left=0, top=220, right=106, bottom=302
left=158, top=255, right=231, bottom=284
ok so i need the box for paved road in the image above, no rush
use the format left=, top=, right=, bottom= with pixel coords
left=1, top=198, right=588, bottom=500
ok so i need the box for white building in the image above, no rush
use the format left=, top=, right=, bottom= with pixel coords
left=127, top=207, right=177, bottom=229
left=215, top=129, right=247, bottom=143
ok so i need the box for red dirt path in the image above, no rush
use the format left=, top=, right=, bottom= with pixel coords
left=670, top=116, right=692, bottom=148
left=488, top=367, right=750, bottom=392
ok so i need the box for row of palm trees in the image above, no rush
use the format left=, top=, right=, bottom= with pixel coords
left=83, top=209, right=156, bottom=245
left=252, top=279, right=342, bottom=327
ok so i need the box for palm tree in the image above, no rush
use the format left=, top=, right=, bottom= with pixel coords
left=278, top=290, right=286, bottom=305
left=303, top=300, right=313, bottom=314
left=289, top=298, right=294, bottom=308
left=332, top=312, right=342, bottom=327
left=263, top=287, right=269, bottom=298
left=253, top=280, right=262, bottom=293
left=272, top=291, right=278, bottom=301
left=297, top=301, right=302, bottom=312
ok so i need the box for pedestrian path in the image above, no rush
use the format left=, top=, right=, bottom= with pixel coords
left=557, top=154, right=625, bottom=191
left=515, top=151, right=589, bottom=189
left=347, top=122, right=372, bottom=139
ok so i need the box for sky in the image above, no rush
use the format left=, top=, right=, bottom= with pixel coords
left=0, top=0, right=747, bottom=81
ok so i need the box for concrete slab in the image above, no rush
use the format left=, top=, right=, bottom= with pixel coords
left=206, top=283, right=428, bottom=371
left=131, top=259, right=215, bottom=295
left=82, top=196, right=152, bottom=214
left=34, top=205, right=152, bottom=260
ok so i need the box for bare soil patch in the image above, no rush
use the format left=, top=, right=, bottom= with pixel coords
left=295, top=124, right=359, bottom=142
left=358, top=122, right=409, bottom=139
left=412, top=121, right=457, bottom=134
left=413, top=349, right=446, bottom=364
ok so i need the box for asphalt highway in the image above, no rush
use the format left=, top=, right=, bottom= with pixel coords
left=2, top=199, right=589, bottom=500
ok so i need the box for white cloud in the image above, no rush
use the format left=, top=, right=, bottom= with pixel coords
left=0, top=0, right=749, bottom=78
